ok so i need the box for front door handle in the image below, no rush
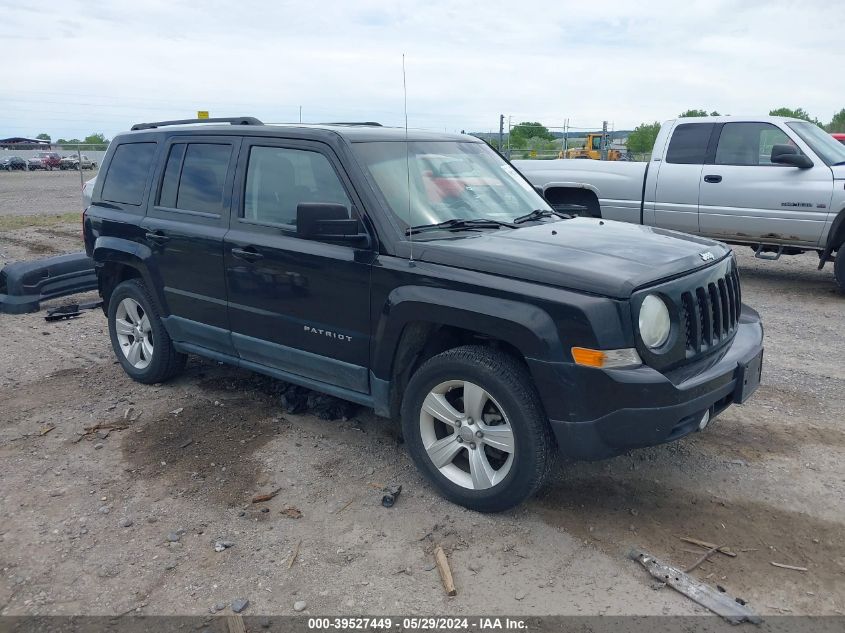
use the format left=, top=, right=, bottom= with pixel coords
left=703, top=175, right=722, bottom=183
left=231, top=247, right=264, bottom=262
left=145, top=231, right=170, bottom=244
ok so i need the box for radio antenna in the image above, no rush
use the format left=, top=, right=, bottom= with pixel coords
left=403, top=54, right=414, bottom=266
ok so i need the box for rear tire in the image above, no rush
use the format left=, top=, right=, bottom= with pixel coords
left=108, top=279, right=186, bottom=384
left=401, top=345, right=554, bottom=512
left=835, top=251, right=845, bottom=294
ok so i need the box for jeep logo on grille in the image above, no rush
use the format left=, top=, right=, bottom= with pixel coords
left=699, top=252, right=715, bottom=262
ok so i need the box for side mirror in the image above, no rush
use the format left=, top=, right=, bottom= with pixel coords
left=771, top=144, right=814, bottom=168
left=296, top=202, right=368, bottom=244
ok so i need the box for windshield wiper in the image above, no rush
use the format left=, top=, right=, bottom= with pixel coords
left=512, top=209, right=571, bottom=224
left=405, top=218, right=516, bottom=236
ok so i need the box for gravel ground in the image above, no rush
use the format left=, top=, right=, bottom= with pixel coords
left=0, top=169, right=97, bottom=217
left=0, top=216, right=843, bottom=618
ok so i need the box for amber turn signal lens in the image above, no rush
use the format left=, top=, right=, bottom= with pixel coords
left=571, top=347, right=606, bottom=367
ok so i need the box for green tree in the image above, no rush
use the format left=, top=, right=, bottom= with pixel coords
left=626, top=122, right=661, bottom=154
left=825, top=108, right=845, bottom=132
left=84, top=132, right=108, bottom=144
left=769, top=107, right=815, bottom=122
left=36, top=133, right=51, bottom=142
left=56, top=138, right=67, bottom=145
left=679, top=109, right=720, bottom=117
left=510, top=122, right=554, bottom=147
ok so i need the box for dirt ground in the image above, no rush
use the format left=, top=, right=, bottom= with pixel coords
left=0, top=169, right=97, bottom=218
left=0, top=211, right=843, bottom=618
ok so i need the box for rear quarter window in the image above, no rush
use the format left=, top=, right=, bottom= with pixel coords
left=101, top=142, right=157, bottom=206
left=665, top=123, right=715, bottom=164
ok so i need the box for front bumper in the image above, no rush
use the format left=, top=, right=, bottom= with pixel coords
left=529, top=305, right=764, bottom=460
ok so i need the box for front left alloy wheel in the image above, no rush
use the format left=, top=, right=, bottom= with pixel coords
left=401, top=345, right=554, bottom=512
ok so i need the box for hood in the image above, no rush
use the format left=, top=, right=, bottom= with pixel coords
left=412, top=218, right=732, bottom=298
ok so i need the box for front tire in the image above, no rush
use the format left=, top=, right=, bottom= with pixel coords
left=401, top=346, right=554, bottom=512
left=835, top=251, right=845, bottom=294
left=108, top=279, right=186, bottom=384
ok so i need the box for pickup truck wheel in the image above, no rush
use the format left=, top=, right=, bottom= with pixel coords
left=835, top=252, right=845, bottom=294
left=108, top=279, right=186, bottom=384
left=401, top=346, right=554, bottom=512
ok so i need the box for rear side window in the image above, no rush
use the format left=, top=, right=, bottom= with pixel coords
left=158, top=143, right=232, bottom=213
left=665, top=123, right=714, bottom=164
left=101, top=142, right=157, bottom=205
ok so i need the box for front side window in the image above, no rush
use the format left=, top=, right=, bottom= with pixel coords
left=243, top=146, right=351, bottom=225
left=101, top=142, right=157, bottom=206
left=351, top=140, right=551, bottom=229
left=665, top=123, right=714, bottom=164
left=715, top=122, right=791, bottom=166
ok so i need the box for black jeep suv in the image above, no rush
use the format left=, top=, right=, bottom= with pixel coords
left=83, top=117, right=764, bottom=511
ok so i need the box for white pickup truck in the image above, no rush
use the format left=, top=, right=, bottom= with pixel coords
left=514, top=116, right=845, bottom=292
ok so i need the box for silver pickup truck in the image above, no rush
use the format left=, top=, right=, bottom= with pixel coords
left=515, top=116, right=845, bottom=292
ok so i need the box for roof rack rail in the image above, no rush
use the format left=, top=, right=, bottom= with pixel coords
left=323, top=121, right=383, bottom=127
left=130, top=117, right=264, bottom=131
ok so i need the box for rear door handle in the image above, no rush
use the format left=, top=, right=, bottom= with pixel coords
left=703, top=175, right=722, bottom=183
left=231, top=247, right=264, bottom=262
left=145, top=231, right=170, bottom=244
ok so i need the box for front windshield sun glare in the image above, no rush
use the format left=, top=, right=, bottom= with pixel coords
left=787, top=121, right=845, bottom=166
left=352, top=140, right=552, bottom=234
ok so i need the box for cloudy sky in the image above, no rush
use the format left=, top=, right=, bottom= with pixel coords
left=2, top=0, right=843, bottom=139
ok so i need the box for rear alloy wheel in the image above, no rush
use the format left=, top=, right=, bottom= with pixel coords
left=401, top=346, right=554, bottom=512
left=108, top=279, right=186, bottom=384
left=114, top=297, right=155, bottom=370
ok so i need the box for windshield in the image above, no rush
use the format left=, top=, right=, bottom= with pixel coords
left=352, top=140, right=552, bottom=230
left=787, top=122, right=845, bottom=166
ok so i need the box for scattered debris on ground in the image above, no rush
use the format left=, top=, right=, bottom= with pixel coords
left=381, top=484, right=402, bottom=508
left=629, top=548, right=760, bottom=624
left=434, top=546, right=457, bottom=596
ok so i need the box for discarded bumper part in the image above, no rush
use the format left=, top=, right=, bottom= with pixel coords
left=0, top=252, right=97, bottom=314
left=45, top=299, right=103, bottom=322
left=629, top=548, right=761, bottom=624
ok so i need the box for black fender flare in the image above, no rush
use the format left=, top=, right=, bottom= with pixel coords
left=819, top=207, right=845, bottom=269
left=371, top=285, right=563, bottom=379
left=92, top=236, right=164, bottom=311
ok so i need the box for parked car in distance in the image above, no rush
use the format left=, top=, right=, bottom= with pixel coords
left=60, top=154, right=98, bottom=170
left=833, top=133, right=845, bottom=145
left=28, top=151, right=61, bottom=170
left=0, top=156, right=27, bottom=171
left=516, top=116, right=845, bottom=293
left=83, top=117, right=764, bottom=511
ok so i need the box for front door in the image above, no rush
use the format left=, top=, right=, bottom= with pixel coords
left=141, top=136, right=240, bottom=355
left=224, top=139, right=374, bottom=393
left=698, top=121, right=833, bottom=245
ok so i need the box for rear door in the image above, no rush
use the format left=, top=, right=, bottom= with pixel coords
left=652, top=122, right=715, bottom=233
left=698, top=121, right=832, bottom=245
left=224, top=138, right=374, bottom=394
left=141, top=135, right=240, bottom=355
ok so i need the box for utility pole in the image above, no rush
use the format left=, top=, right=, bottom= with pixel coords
left=498, top=114, right=504, bottom=153
left=600, top=120, right=608, bottom=161
left=563, top=118, right=569, bottom=154
left=299, top=106, right=302, bottom=123
left=506, top=115, right=512, bottom=159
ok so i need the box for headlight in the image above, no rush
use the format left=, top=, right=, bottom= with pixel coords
left=639, top=294, right=671, bottom=349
